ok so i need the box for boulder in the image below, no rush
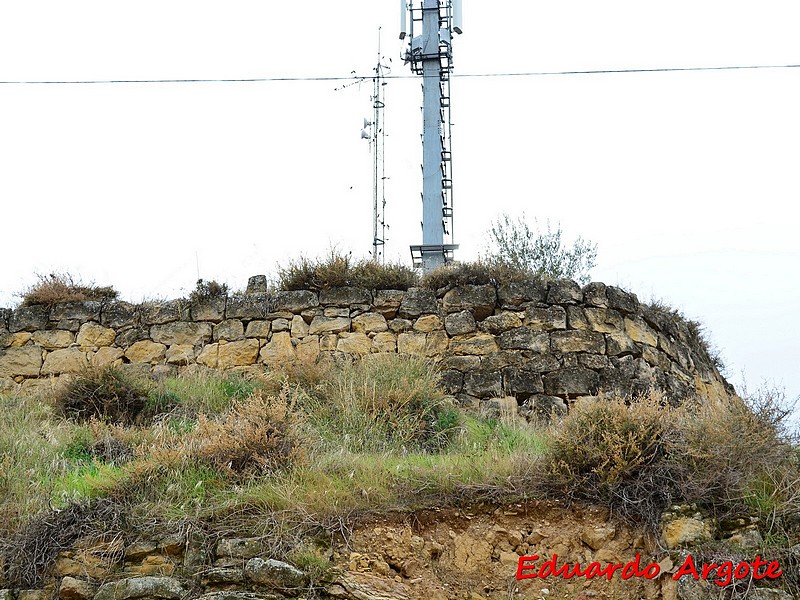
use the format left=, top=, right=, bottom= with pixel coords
left=388, top=318, right=413, bottom=333
left=140, top=300, right=189, bottom=326
left=503, top=368, right=544, bottom=396
left=479, top=312, right=521, bottom=335
left=397, top=332, right=426, bottom=356
left=290, top=315, right=310, bottom=337
left=50, top=301, right=102, bottom=323
left=624, top=317, right=658, bottom=347
left=425, top=330, right=449, bottom=356
left=244, top=557, right=307, bottom=591
left=296, top=336, right=320, bottom=362
left=59, top=577, right=95, bottom=600
left=583, top=307, right=624, bottom=333
left=2, top=332, right=31, bottom=348
left=662, top=517, right=712, bottom=549
left=92, top=346, right=125, bottom=367
left=93, top=576, right=185, bottom=600
left=606, top=286, right=640, bottom=315
left=464, top=371, right=503, bottom=397
left=371, top=332, right=397, bottom=353
left=497, top=281, right=547, bottom=307
left=550, top=330, right=605, bottom=354
left=373, top=290, right=406, bottom=319
left=546, top=279, right=582, bottom=304
left=582, top=282, right=608, bottom=308
left=337, top=333, right=371, bottom=355
left=259, top=332, right=295, bottom=365
left=543, top=367, right=600, bottom=397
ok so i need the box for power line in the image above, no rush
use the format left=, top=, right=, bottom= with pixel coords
left=0, top=63, right=798, bottom=85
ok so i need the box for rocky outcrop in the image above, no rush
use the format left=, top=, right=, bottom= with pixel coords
left=0, top=279, right=733, bottom=411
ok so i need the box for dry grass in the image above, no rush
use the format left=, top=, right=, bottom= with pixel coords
left=278, top=250, right=418, bottom=291
left=419, top=259, right=540, bottom=291
left=20, top=272, right=118, bottom=306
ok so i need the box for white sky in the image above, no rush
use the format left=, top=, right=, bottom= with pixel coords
left=0, top=1, right=798, bottom=403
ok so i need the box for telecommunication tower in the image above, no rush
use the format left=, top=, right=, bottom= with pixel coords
left=361, top=35, right=390, bottom=263
left=401, top=0, right=463, bottom=272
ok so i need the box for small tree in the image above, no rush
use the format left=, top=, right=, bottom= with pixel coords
left=484, top=213, right=597, bottom=284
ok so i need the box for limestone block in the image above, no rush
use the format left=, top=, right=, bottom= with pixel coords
left=413, top=314, right=443, bottom=333
left=271, top=318, right=290, bottom=333
left=398, top=288, right=437, bottom=319
left=448, top=333, right=499, bottom=355
left=373, top=289, right=405, bottom=319
left=442, top=284, right=496, bottom=320
left=371, top=331, right=397, bottom=353
left=582, top=282, right=608, bottom=308
left=50, top=301, right=102, bottom=323
left=388, top=318, right=413, bottom=333
left=244, top=557, right=308, bottom=590
left=498, top=328, right=549, bottom=352
left=125, top=341, right=167, bottom=364
left=114, top=327, right=150, bottom=349
left=213, top=319, right=244, bottom=342
left=308, top=316, right=350, bottom=335
left=337, top=332, right=371, bottom=355
left=503, top=368, right=544, bottom=395
left=425, top=330, right=449, bottom=356
left=320, top=334, right=338, bottom=351
left=190, top=296, right=226, bottom=322
left=0, top=346, right=43, bottom=377
left=464, top=370, right=503, bottom=398
left=319, top=287, right=371, bottom=306
left=196, top=344, right=220, bottom=368
left=259, top=332, right=295, bottom=365
left=437, top=355, right=481, bottom=372
left=605, top=332, right=640, bottom=356
left=76, top=322, right=116, bottom=350
left=583, top=307, right=624, bottom=333
left=550, top=330, right=605, bottom=354
left=479, top=312, right=521, bottom=335
left=151, top=322, right=212, bottom=346
left=606, top=286, right=640, bottom=315
left=662, top=517, right=712, bottom=549
left=323, top=307, right=349, bottom=318
left=140, top=300, right=190, bottom=325
left=290, top=314, right=310, bottom=337
left=439, top=369, right=463, bottom=394
left=445, top=310, right=477, bottom=336
left=397, top=332, right=426, bottom=356
left=42, top=348, right=89, bottom=374
left=524, top=306, right=567, bottom=330
left=578, top=354, right=610, bottom=370
left=271, top=290, right=318, bottom=313
left=217, top=339, right=259, bottom=368
left=59, top=576, right=95, bottom=600
left=9, top=305, right=49, bottom=332
left=92, top=346, right=125, bottom=367
left=543, top=367, right=600, bottom=397
left=624, top=317, right=658, bottom=347
left=546, top=279, right=582, bottom=304
left=244, top=320, right=271, bottom=338
left=246, top=274, right=268, bottom=293
left=93, top=576, right=186, bottom=600
left=352, top=313, right=388, bottom=334
left=497, top=281, right=547, bottom=307
left=296, top=336, right=320, bottom=362
left=522, top=395, right=568, bottom=420
left=31, top=330, right=75, bottom=349
left=226, top=293, right=269, bottom=320
left=2, top=332, right=32, bottom=348
left=101, top=302, right=138, bottom=329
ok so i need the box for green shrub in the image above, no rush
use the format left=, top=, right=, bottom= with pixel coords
left=298, top=354, right=459, bottom=453
left=54, top=367, right=152, bottom=425
left=190, top=278, right=229, bottom=302
left=278, top=250, right=418, bottom=291
left=20, top=272, right=118, bottom=306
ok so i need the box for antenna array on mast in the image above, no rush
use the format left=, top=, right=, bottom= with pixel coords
left=401, top=0, right=462, bottom=272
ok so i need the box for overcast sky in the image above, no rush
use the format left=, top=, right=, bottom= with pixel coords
left=1, top=1, right=798, bottom=403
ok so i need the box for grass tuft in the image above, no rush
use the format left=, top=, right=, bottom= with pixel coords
left=278, top=250, right=418, bottom=291
left=20, top=272, right=118, bottom=306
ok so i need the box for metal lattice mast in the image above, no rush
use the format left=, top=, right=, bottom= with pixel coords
left=402, top=0, right=462, bottom=272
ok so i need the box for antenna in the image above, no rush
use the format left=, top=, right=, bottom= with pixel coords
left=361, top=29, right=391, bottom=263
left=402, top=0, right=463, bottom=272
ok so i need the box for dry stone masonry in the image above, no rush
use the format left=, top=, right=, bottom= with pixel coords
left=0, top=279, right=733, bottom=410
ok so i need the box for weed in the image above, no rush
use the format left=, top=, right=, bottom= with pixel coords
left=278, top=249, right=418, bottom=291
left=54, top=366, right=152, bottom=425
left=419, top=259, right=539, bottom=292
left=20, top=272, right=118, bottom=306
left=190, top=279, right=229, bottom=303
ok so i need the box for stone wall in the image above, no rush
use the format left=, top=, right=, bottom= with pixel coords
left=0, top=279, right=733, bottom=409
